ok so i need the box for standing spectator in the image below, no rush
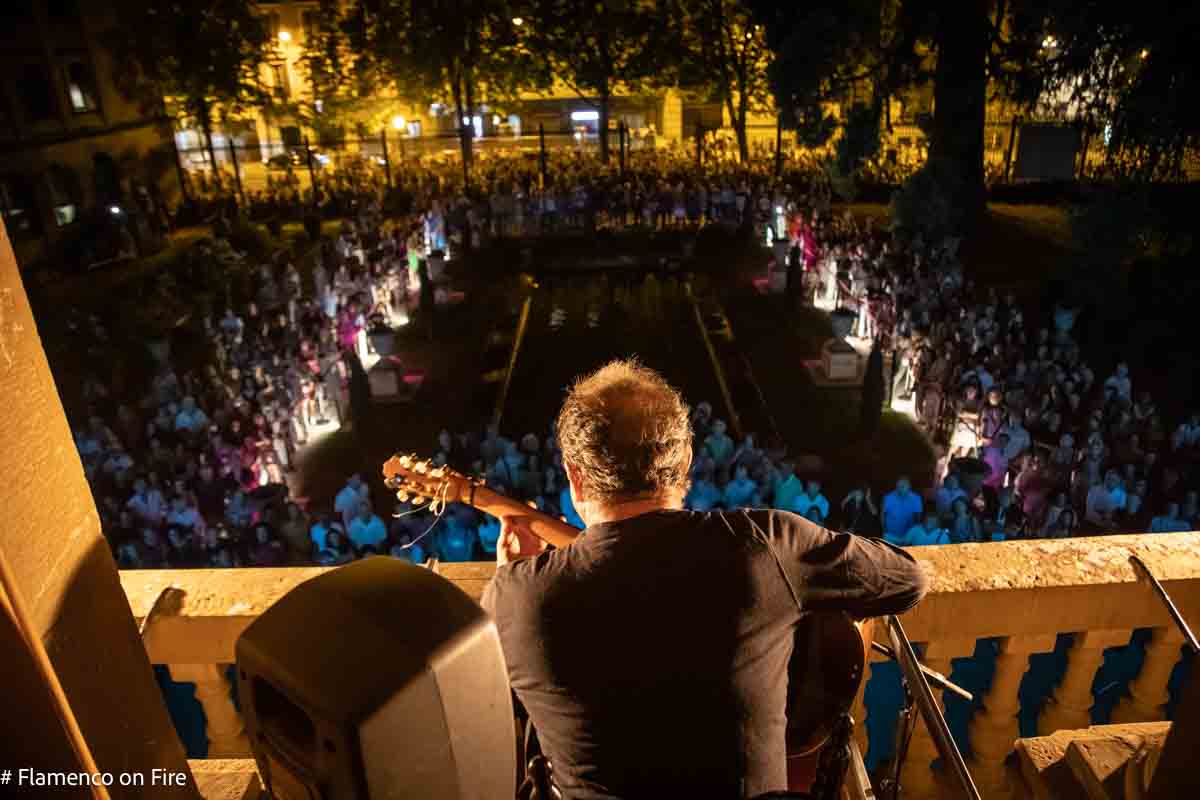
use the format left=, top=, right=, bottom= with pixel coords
left=278, top=502, right=311, bottom=563
left=1103, top=362, right=1132, bottom=404
left=882, top=477, right=923, bottom=540
left=1085, top=472, right=1121, bottom=532
left=348, top=502, right=387, bottom=551
left=772, top=462, right=803, bottom=511
left=722, top=464, right=760, bottom=509
left=934, top=474, right=966, bottom=516
left=248, top=524, right=286, bottom=566
left=840, top=486, right=881, bottom=538
left=981, top=434, right=1011, bottom=493
left=790, top=480, right=830, bottom=522
left=947, top=498, right=981, bottom=543
left=335, top=474, right=370, bottom=528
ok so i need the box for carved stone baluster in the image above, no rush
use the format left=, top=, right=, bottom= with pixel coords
left=899, top=637, right=976, bottom=799
left=1038, top=629, right=1132, bottom=736
left=169, top=663, right=251, bottom=757
left=1110, top=628, right=1185, bottom=724
left=969, top=635, right=1056, bottom=799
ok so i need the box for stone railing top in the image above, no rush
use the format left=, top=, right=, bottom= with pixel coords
left=123, top=534, right=1200, bottom=665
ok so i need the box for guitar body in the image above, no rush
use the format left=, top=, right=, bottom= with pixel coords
left=785, top=612, right=868, bottom=795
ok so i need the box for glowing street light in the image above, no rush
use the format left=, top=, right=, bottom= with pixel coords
left=512, top=16, right=524, bottom=26
left=278, top=30, right=291, bottom=43
left=1042, top=36, right=1057, bottom=49
left=391, top=115, right=406, bottom=130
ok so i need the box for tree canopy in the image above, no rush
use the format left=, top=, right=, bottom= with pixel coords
left=667, top=0, right=774, bottom=163
left=105, top=0, right=273, bottom=166
left=514, top=0, right=668, bottom=161
left=306, top=0, right=550, bottom=181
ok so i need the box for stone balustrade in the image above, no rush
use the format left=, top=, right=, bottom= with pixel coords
left=121, top=535, right=1200, bottom=799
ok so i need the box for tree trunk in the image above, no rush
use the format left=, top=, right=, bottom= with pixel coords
left=463, top=68, right=476, bottom=188
left=928, top=0, right=989, bottom=232
left=598, top=88, right=611, bottom=163
left=199, top=102, right=219, bottom=181
left=451, top=77, right=471, bottom=189
left=735, top=99, right=750, bottom=164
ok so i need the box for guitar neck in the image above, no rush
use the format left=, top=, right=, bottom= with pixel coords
left=470, top=486, right=582, bottom=549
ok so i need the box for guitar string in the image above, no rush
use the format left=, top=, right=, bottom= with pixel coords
left=396, top=480, right=451, bottom=550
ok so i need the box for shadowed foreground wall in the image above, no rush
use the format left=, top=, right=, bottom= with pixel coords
left=0, top=220, right=195, bottom=797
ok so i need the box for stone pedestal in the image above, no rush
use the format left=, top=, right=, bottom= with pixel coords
left=822, top=338, right=860, bottom=381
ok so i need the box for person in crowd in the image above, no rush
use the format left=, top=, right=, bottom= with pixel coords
left=772, top=461, right=803, bottom=511
left=249, top=523, right=286, bottom=566
left=278, top=502, right=311, bottom=563
left=335, top=474, right=370, bottom=529
left=947, top=498, right=981, bottom=543
left=317, top=526, right=356, bottom=565
left=898, top=512, right=950, bottom=546
left=935, top=473, right=966, bottom=516
left=348, top=502, right=387, bottom=551
left=840, top=485, right=881, bottom=538
left=1150, top=502, right=1190, bottom=534
left=882, top=477, right=923, bottom=541
left=1085, top=471, right=1122, bottom=532
left=791, top=479, right=830, bottom=522
left=685, top=459, right=724, bottom=512
left=981, top=433, right=1011, bottom=494
left=703, top=419, right=735, bottom=472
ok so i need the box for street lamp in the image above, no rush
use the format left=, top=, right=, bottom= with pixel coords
left=512, top=16, right=523, bottom=26
left=391, top=115, right=406, bottom=130
left=278, top=30, right=292, bottom=43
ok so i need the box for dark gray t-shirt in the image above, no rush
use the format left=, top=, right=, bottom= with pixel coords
left=482, top=508, right=929, bottom=799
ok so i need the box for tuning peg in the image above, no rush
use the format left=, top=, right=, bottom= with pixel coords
left=431, top=467, right=445, bottom=478
left=415, top=460, right=429, bottom=474
left=395, top=490, right=410, bottom=503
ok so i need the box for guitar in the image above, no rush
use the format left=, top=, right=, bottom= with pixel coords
left=382, top=453, right=868, bottom=797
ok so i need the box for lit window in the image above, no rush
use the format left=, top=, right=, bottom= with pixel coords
left=66, top=62, right=98, bottom=113
left=54, top=204, right=77, bottom=226
left=571, top=110, right=600, bottom=122
left=0, top=176, right=40, bottom=237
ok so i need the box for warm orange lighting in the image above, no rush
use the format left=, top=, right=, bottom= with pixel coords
left=278, top=30, right=291, bottom=43
left=392, top=115, right=406, bottom=130
left=512, top=17, right=524, bottom=26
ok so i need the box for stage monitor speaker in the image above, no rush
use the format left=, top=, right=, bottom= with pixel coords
left=236, top=557, right=515, bottom=800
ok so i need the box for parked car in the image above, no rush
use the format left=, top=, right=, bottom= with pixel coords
left=264, top=148, right=330, bottom=170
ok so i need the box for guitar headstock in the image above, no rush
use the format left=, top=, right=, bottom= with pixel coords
left=382, top=453, right=474, bottom=508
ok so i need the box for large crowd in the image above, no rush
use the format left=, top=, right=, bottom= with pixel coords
left=65, top=146, right=1197, bottom=572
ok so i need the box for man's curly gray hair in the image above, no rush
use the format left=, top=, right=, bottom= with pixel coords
left=556, top=359, right=693, bottom=504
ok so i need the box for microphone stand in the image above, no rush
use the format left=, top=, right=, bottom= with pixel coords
left=880, top=615, right=981, bottom=800
left=870, top=641, right=974, bottom=704
left=1128, top=554, right=1200, bottom=655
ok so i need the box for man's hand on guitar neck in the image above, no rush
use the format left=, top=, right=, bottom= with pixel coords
left=496, top=503, right=550, bottom=567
